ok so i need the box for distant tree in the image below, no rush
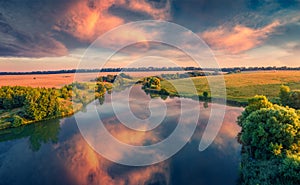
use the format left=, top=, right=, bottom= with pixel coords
left=143, top=77, right=161, bottom=89
left=119, top=73, right=132, bottom=79
left=95, top=83, right=106, bottom=97
left=73, top=82, right=89, bottom=90
left=203, top=91, right=208, bottom=99
left=105, top=75, right=116, bottom=83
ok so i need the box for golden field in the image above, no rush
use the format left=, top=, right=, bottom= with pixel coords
left=0, top=73, right=113, bottom=88
left=0, top=71, right=183, bottom=88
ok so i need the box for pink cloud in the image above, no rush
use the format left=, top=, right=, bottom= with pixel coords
left=54, top=0, right=170, bottom=42
left=201, top=20, right=280, bottom=54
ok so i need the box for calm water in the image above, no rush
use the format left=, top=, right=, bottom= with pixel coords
left=0, top=87, right=243, bottom=185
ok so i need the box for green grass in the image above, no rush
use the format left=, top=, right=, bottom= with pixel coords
left=160, top=71, right=300, bottom=104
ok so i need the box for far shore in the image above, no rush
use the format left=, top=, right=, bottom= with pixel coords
left=0, top=71, right=189, bottom=88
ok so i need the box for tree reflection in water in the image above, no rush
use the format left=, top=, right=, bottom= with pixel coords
left=0, top=119, right=60, bottom=151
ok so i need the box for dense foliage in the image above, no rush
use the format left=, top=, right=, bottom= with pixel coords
left=95, top=74, right=117, bottom=83
left=279, top=85, right=300, bottom=109
left=0, top=86, right=61, bottom=122
left=238, top=95, right=300, bottom=185
left=143, top=77, right=161, bottom=89
left=0, top=82, right=109, bottom=130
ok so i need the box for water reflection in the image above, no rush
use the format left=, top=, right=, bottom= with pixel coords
left=0, top=119, right=60, bottom=151
left=57, top=134, right=170, bottom=185
left=0, top=86, right=243, bottom=185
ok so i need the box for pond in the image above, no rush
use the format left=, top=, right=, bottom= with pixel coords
left=0, top=86, right=243, bottom=185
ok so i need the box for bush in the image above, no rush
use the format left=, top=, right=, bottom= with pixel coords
left=159, top=88, right=169, bottom=95
left=11, top=115, right=24, bottom=127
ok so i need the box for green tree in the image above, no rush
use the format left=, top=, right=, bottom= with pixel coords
left=238, top=95, right=300, bottom=184
left=289, top=90, right=300, bottom=109
left=238, top=95, right=273, bottom=126
left=11, top=115, right=24, bottom=127
left=278, top=85, right=300, bottom=109
left=239, top=105, right=299, bottom=159
left=279, top=85, right=290, bottom=106
left=203, top=91, right=208, bottom=99
left=24, top=88, right=60, bottom=121
left=3, top=93, right=13, bottom=109
left=143, top=77, right=161, bottom=89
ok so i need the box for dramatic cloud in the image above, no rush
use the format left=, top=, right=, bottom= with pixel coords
left=201, top=20, right=281, bottom=54
left=0, top=0, right=300, bottom=67
left=54, top=0, right=171, bottom=42
left=53, top=0, right=124, bottom=42
left=0, top=0, right=171, bottom=57
left=0, top=12, right=68, bottom=57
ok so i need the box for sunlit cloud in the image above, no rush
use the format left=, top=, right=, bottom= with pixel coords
left=54, top=0, right=171, bottom=42
left=0, top=0, right=299, bottom=69
left=54, top=0, right=124, bottom=42
left=201, top=20, right=281, bottom=54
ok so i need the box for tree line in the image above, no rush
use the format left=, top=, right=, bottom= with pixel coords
left=0, top=82, right=109, bottom=129
left=0, top=86, right=61, bottom=128
left=2, top=66, right=300, bottom=75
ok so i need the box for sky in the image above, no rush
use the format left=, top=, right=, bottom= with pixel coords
left=0, top=0, right=299, bottom=71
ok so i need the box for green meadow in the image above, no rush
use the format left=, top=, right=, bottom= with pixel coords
left=160, top=71, right=300, bottom=103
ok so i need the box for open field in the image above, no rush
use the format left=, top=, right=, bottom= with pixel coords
left=161, top=71, right=300, bottom=103
left=0, top=71, right=185, bottom=88
left=0, top=73, right=111, bottom=88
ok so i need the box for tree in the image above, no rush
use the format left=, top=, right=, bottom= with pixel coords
left=279, top=85, right=300, bottom=109
left=143, top=77, right=161, bottom=89
left=24, top=88, right=60, bottom=121
left=279, top=154, right=300, bottom=181
left=239, top=105, right=299, bottom=159
left=238, top=95, right=300, bottom=184
left=279, top=85, right=290, bottom=106
left=289, top=90, right=300, bottom=109
left=238, top=95, right=273, bottom=126
left=11, top=115, right=24, bottom=127
left=203, top=91, right=208, bottom=98
left=95, top=83, right=106, bottom=97
left=3, top=93, right=13, bottom=109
